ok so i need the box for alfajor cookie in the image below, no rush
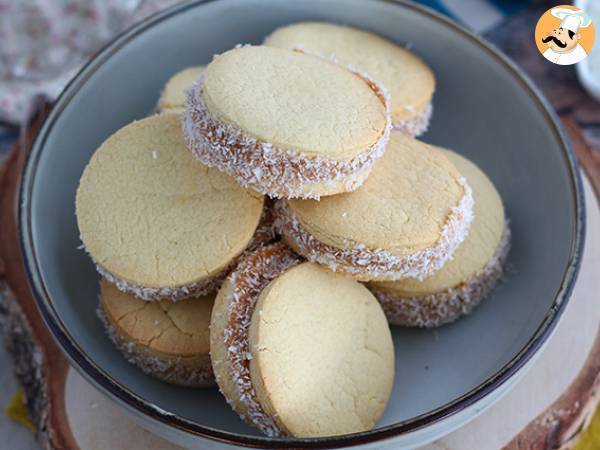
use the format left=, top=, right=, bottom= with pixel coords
left=274, top=132, right=474, bottom=282
left=210, top=243, right=395, bottom=437
left=97, top=278, right=215, bottom=387
left=158, top=66, right=204, bottom=113
left=368, top=150, right=510, bottom=328
left=264, top=22, right=435, bottom=136
left=76, top=113, right=266, bottom=301
left=182, top=45, right=392, bottom=200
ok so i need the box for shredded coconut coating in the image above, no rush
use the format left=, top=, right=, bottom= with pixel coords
left=394, top=102, right=432, bottom=137
left=96, top=264, right=226, bottom=303
left=92, top=203, right=275, bottom=302
left=182, top=68, right=392, bottom=200
left=222, top=243, right=302, bottom=436
left=97, top=306, right=215, bottom=387
left=372, top=224, right=511, bottom=328
left=273, top=178, right=474, bottom=281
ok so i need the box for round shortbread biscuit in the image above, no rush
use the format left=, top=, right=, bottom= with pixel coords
left=158, top=66, right=204, bottom=113
left=249, top=262, right=395, bottom=437
left=183, top=45, right=392, bottom=199
left=76, top=114, right=264, bottom=301
left=274, top=132, right=474, bottom=281
left=98, top=278, right=215, bottom=387
left=264, top=22, right=435, bottom=133
left=210, top=244, right=394, bottom=438
left=369, top=150, right=510, bottom=327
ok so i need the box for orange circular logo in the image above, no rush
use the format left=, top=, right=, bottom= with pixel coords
left=535, top=5, right=595, bottom=66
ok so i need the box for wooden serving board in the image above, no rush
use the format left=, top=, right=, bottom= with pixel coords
left=1, top=112, right=600, bottom=450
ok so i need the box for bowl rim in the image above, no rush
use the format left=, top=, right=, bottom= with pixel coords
left=18, top=0, right=586, bottom=447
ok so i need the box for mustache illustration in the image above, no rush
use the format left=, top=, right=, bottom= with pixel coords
left=542, top=35, right=567, bottom=48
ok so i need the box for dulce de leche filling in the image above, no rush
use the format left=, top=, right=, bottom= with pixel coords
left=222, top=243, right=301, bottom=436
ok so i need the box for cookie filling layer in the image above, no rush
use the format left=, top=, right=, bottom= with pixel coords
left=372, top=224, right=511, bottom=328
left=221, top=243, right=301, bottom=436
left=182, top=69, right=392, bottom=200
left=97, top=306, right=215, bottom=387
left=394, top=102, right=433, bottom=137
left=274, top=178, right=474, bottom=281
left=92, top=203, right=275, bottom=302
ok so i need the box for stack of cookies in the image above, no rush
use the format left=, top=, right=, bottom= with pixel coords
left=76, top=22, right=509, bottom=438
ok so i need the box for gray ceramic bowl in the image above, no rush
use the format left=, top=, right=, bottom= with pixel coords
left=19, top=0, right=584, bottom=448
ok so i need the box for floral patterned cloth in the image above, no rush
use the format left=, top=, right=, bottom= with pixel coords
left=0, top=0, right=181, bottom=124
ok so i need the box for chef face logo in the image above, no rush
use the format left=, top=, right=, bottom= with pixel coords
left=535, top=6, right=595, bottom=66
left=542, top=27, right=580, bottom=52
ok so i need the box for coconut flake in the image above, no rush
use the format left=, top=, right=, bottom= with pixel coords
left=372, top=224, right=511, bottom=328
left=273, top=177, right=474, bottom=281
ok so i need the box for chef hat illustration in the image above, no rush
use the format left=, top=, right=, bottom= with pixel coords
left=551, top=7, right=592, bottom=33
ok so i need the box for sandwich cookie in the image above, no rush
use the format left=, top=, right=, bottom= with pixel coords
left=210, top=243, right=395, bottom=437
left=76, top=113, right=266, bottom=301
left=182, top=45, right=391, bottom=200
left=158, top=66, right=205, bottom=113
left=264, top=22, right=435, bottom=136
left=274, top=132, right=474, bottom=282
left=97, top=278, right=215, bottom=387
left=369, top=150, right=510, bottom=328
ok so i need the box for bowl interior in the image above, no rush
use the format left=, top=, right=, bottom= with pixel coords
left=23, top=0, right=580, bottom=441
